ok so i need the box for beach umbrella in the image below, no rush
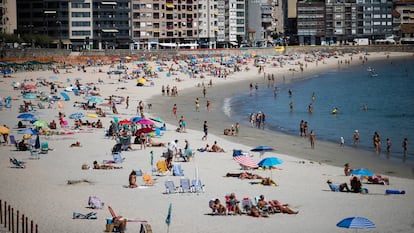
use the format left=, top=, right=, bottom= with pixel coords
left=0, top=125, right=10, bottom=135
left=118, top=119, right=132, bottom=125
left=258, top=157, right=283, bottom=179
left=33, top=120, right=48, bottom=128
left=137, top=78, right=146, bottom=84
left=135, top=127, right=154, bottom=136
left=18, top=128, right=37, bottom=135
left=150, top=116, right=164, bottom=123
left=18, top=113, right=35, bottom=119
left=23, top=84, right=37, bottom=90
left=350, top=169, right=374, bottom=177
left=251, top=145, right=274, bottom=158
left=86, top=113, right=98, bottom=118
left=337, top=217, right=375, bottom=232
left=138, top=119, right=154, bottom=125
left=233, top=155, right=258, bottom=169
left=23, top=94, right=37, bottom=99
left=69, top=112, right=85, bottom=119
left=130, top=116, right=142, bottom=123
left=87, top=96, right=103, bottom=103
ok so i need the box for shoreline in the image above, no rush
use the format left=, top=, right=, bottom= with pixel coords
left=148, top=53, right=414, bottom=179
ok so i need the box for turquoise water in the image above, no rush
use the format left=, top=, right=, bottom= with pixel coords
left=230, top=57, right=414, bottom=162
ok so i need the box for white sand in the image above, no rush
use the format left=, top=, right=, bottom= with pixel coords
left=0, top=51, right=413, bottom=233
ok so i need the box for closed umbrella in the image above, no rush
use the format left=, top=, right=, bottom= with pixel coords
left=34, top=135, right=40, bottom=149
left=233, top=155, right=258, bottom=170
left=337, top=217, right=375, bottom=232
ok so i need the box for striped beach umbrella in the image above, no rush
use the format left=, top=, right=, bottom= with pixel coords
left=337, top=217, right=375, bottom=231
left=233, top=155, right=258, bottom=169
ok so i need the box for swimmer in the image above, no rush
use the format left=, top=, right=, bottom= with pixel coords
left=332, top=107, right=338, bottom=115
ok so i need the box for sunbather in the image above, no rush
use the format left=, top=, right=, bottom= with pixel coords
left=226, top=193, right=242, bottom=215
left=210, top=198, right=226, bottom=215
left=327, top=179, right=350, bottom=192
left=147, top=137, right=166, bottom=147
left=225, top=172, right=264, bottom=179
left=210, top=141, right=225, bottom=152
left=93, top=161, right=122, bottom=170
left=128, top=170, right=138, bottom=188
left=261, top=177, right=277, bottom=186
left=248, top=206, right=269, bottom=217
left=367, top=174, right=390, bottom=185
left=350, top=176, right=369, bottom=193
left=70, top=141, right=81, bottom=147
left=269, top=200, right=298, bottom=214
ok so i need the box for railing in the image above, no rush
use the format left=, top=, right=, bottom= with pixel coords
left=0, top=200, right=38, bottom=233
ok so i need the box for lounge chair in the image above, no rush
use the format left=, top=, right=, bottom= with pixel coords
left=9, top=157, right=26, bottom=168
left=164, top=180, right=178, bottom=194
left=172, top=164, right=184, bottom=176
left=191, top=179, right=205, bottom=193
left=72, top=212, right=97, bottom=220
left=108, top=206, right=148, bottom=223
left=9, top=135, right=17, bottom=147
left=179, top=178, right=191, bottom=193
left=241, top=197, right=253, bottom=213
left=30, top=148, right=40, bottom=160
left=140, top=223, right=153, bottom=233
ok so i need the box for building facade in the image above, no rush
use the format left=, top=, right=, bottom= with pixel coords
left=393, top=0, right=414, bottom=44
left=1, top=0, right=17, bottom=34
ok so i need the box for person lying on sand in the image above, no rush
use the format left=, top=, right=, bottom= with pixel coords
left=70, top=141, right=81, bottom=147
left=147, top=137, right=166, bottom=147
left=261, top=177, right=277, bottom=186
left=93, top=161, right=122, bottom=170
left=225, top=172, right=264, bottom=179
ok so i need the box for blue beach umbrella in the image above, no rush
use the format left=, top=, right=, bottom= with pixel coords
left=350, top=169, right=374, bottom=177
left=258, top=157, right=283, bottom=179
left=69, top=112, right=85, bottom=119
left=337, top=217, right=375, bottom=232
left=18, top=128, right=37, bottom=135
left=251, top=145, right=275, bottom=158
left=87, top=96, right=104, bottom=103
left=23, top=94, right=37, bottom=99
left=17, top=113, right=35, bottom=119
left=131, top=116, right=142, bottom=123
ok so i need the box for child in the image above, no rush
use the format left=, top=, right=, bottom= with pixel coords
left=340, top=137, right=345, bottom=147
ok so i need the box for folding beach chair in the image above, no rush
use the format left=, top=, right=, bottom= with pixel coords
left=179, top=178, right=191, bottom=193
left=191, top=179, right=205, bottom=193
left=108, top=206, right=148, bottom=223
left=72, top=212, right=97, bottom=220
left=164, top=180, right=178, bottom=194
left=9, top=157, right=26, bottom=168
left=142, top=174, right=154, bottom=186
left=9, top=135, right=17, bottom=147
left=156, top=160, right=169, bottom=176
left=173, top=164, right=184, bottom=176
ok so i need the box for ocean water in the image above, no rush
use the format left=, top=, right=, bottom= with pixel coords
left=228, top=57, right=414, bottom=162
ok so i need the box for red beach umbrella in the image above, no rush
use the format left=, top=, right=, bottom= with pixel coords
left=118, top=119, right=132, bottom=125
left=233, top=155, right=258, bottom=169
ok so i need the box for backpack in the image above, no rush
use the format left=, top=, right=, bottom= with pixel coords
left=88, top=196, right=104, bottom=209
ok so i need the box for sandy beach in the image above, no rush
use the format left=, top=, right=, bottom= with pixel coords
left=0, top=50, right=413, bottom=233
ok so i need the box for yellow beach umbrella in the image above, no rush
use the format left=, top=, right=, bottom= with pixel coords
left=23, top=134, right=31, bottom=139
left=86, top=113, right=98, bottom=118
left=0, top=125, right=10, bottom=134
left=137, top=78, right=146, bottom=84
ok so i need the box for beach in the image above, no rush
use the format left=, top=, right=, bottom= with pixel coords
left=0, top=50, right=413, bottom=233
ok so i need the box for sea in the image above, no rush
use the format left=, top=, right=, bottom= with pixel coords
left=227, top=56, right=414, bottom=163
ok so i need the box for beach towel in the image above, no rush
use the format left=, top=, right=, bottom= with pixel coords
left=385, top=189, right=405, bottom=195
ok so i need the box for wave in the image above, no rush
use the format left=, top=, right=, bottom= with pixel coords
left=222, top=97, right=232, bottom=118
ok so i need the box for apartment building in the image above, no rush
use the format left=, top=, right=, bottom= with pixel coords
left=297, top=0, right=326, bottom=45
left=325, top=0, right=357, bottom=45
left=394, top=0, right=414, bottom=44
left=356, top=0, right=393, bottom=40
left=1, top=0, right=17, bottom=34
left=131, top=0, right=200, bottom=50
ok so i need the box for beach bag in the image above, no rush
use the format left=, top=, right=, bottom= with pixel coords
left=88, top=196, right=104, bottom=209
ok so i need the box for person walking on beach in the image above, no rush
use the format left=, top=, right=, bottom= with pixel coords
left=309, top=130, right=315, bottom=149
left=202, top=86, right=207, bottom=98
left=299, top=120, right=304, bottom=137
left=195, top=98, right=200, bottom=112
left=353, top=130, right=360, bottom=146
left=402, top=138, right=408, bottom=157
left=386, top=138, right=392, bottom=154
left=206, top=100, right=211, bottom=112
left=125, top=96, right=129, bottom=109
left=202, top=121, right=208, bottom=140
left=172, top=104, right=177, bottom=119
left=373, top=132, right=381, bottom=154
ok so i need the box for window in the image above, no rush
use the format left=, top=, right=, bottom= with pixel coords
left=72, top=30, right=91, bottom=36
left=72, top=21, right=91, bottom=27
left=72, top=12, right=90, bottom=18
